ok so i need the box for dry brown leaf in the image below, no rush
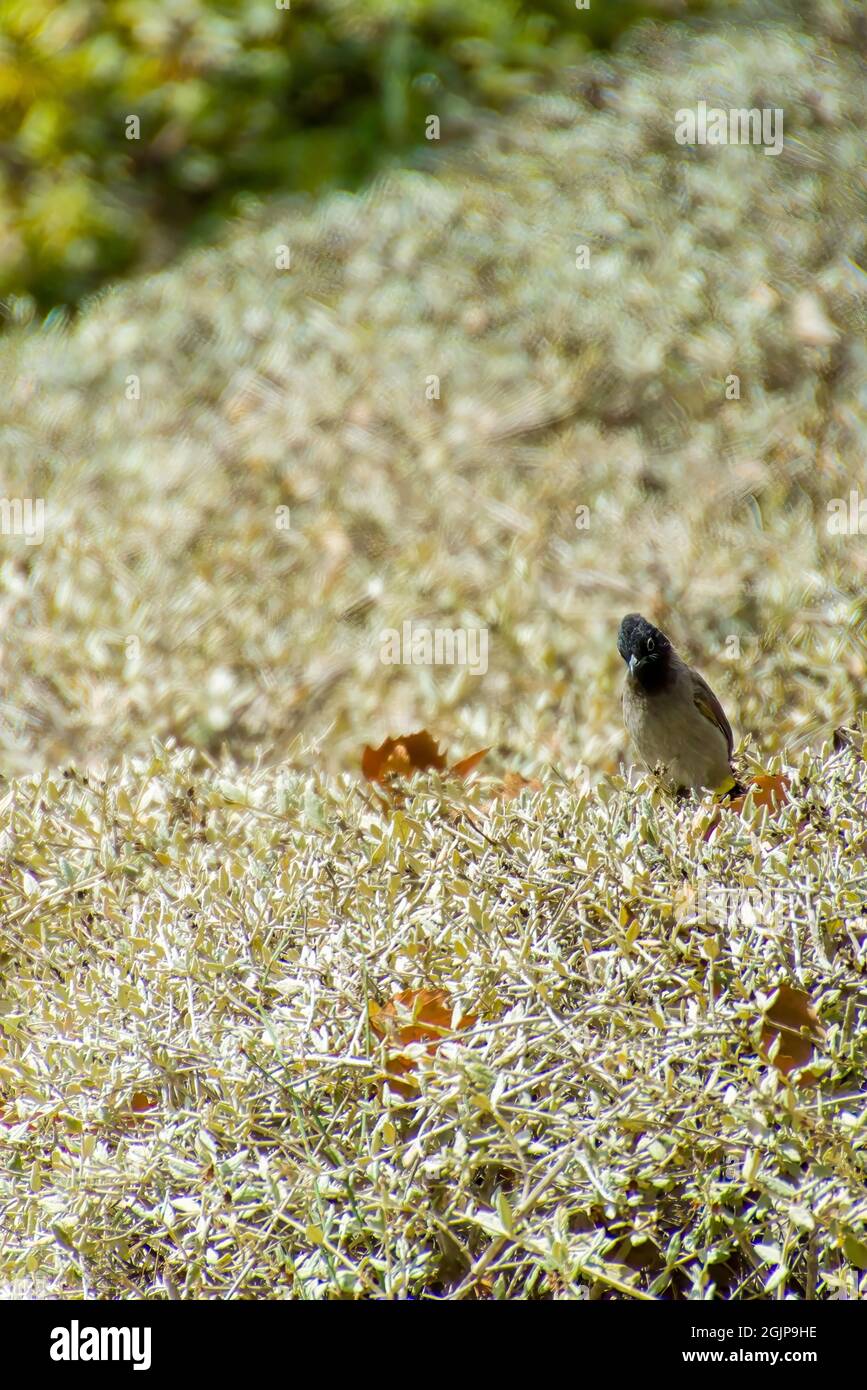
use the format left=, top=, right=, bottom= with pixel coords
left=727, top=774, right=791, bottom=816
left=362, top=732, right=489, bottom=787
left=369, top=988, right=478, bottom=1097
left=130, top=1091, right=158, bottom=1113
left=362, top=731, right=448, bottom=784
left=449, top=747, right=490, bottom=779
left=704, top=773, right=792, bottom=840
left=760, top=983, right=824, bottom=1079
left=495, top=772, right=543, bottom=801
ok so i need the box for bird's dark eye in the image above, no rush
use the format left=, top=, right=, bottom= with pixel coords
left=646, top=636, right=655, bottom=653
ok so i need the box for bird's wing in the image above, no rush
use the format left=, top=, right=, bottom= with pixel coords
left=691, top=671, right=734, bottom=761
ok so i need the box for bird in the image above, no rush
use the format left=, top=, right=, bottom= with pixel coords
left=617, top=613, right=740, bottom=795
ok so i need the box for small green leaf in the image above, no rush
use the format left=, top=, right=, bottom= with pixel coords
left=496, top=1190, right=514, bottom=1235
left=843, top=1235, right=867, bottom=1270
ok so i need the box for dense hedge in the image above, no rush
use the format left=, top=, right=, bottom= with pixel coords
left=0, top=0, right=708, bottom=313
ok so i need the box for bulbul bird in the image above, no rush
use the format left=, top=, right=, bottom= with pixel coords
left=617, top=613, right=740, bottom=795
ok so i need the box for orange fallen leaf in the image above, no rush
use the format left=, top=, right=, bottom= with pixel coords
left=703, top=774, right=792, bottom=840
left=494, top=772, right=543, bottom=801
left=449, top=747, right=490, bottom=779
left=759, top=983, right=824, bottom=1079
left=362, top=731, right=448, bottom=783
left=130, top=1091, right=158, bottom=1113
left=727, top=774, right=791, bottom=816
left=369, top=988, right=478, bottom=1097
left=362, top=731, right=488, bottom=786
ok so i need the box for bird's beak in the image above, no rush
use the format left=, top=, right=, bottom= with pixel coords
left=629, top=654, right=639, bottom=675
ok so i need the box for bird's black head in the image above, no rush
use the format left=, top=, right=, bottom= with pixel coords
left=617, top=613, right=673, bottom=691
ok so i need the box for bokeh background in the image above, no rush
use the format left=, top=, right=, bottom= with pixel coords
left=1, top=0, right=712, bottom=312
left=0, top=0, right=864, bottom=780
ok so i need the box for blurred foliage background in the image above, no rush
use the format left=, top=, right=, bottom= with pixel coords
left=0, top=0, right=864, bottom=779
left=0, top=0, right=713, bottom=314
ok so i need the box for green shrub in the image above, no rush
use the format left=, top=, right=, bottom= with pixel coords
left=0, top=0, right=709, bottom=312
